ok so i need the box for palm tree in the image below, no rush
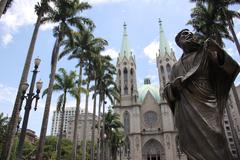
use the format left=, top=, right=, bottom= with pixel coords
left=0, top=0, right=11, bottom=18
left=59, top=29, right=101, bottom=160
left=36, top=1, right=94, bottom=159
left=94, top=55, right=119, bottom=160
left=0, top=112, right=8, bottom=153
left=89, top=45, right=109, bottom=160
left=190, top=0, right=240, bottom=54
left=1, top=1, right=50, bottom=159
left=110, top=130, right=124, bottom=160
left=188, top=2, right=232, bottom=47
left=103, top=109, right=123, bottom=160
left=42, top=68, right=76, bottom=160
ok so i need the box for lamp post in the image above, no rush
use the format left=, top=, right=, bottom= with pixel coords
left=16, top=57, right=42, bottom=160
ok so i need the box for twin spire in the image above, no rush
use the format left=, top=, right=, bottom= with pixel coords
left=158, top=19, right=172, bottom=57
left=119, top=20, right=174, bottom=59
left=119, top=22, right=132, bottom=59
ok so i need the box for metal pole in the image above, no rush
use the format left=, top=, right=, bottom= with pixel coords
left=16, top=66, right=38, bottom=160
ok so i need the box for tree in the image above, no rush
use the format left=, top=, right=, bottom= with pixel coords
left=42, top=68, right=76, bottom=160
left=103, top=109, right=123, bottom=160
left=0, top=113, right=8, bottom=153
left=59, top=29, right=100, bottom=160
left=188, top=2, right=232, bottom=47
left=189, top=0, right=240, bottom=54
left=93, top=55, right=119, bottom=160
left=1, top=1, right=51, bottom=159
left=36, top=1, right=94, bottom=159
left=0, top=0, right=12, bottom=19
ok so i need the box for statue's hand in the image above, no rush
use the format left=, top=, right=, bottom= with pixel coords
left=205, top=38, right=224, bottom=65
left=173, top=76, right=184, bottom=91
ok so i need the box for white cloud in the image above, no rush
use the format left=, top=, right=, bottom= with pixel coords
left=2, top=33, right=13, bottom=45
left=101, top=48, right=119, bottom=59
left=143, top=40, right=159, bottom=62
left=0, top=84, right=17, bottom=104
left=0, top=0, right=55, bottom=45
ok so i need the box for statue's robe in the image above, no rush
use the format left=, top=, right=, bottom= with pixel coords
left=164, top=42, right=239, bottom=160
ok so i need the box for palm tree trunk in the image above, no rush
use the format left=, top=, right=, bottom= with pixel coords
left=226, top=14, right=240, bottom=55
left=82, top=81, right=90, bottom=160
left=56, top=93, right=67, bottom=160
left=90, top=79, right=97, bottom=160
left=36, top=36, right=61, bottom=160
left=0, top=0, right=8, bottom=19
left=220, top=8, right=240, bottom=54
left=1, top=14, right=42, bottom=160
left=96, top=96, right=102, bottom=160
left=101, top=94, right=106, bottom=160
left=71, top=63, right=83, bottom=160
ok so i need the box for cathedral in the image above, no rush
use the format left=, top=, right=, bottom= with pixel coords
left=113, top=21, right=187, bottom=160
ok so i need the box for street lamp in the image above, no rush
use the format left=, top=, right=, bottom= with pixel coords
left=16, top=57, right=42, bottom=160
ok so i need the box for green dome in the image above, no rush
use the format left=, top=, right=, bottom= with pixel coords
left=138, top=78, right=160, bottom=103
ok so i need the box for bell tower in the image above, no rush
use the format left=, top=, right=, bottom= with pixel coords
left=156, top=19, right=177, bottom=97
left=116, top=22, right=138, bottom=106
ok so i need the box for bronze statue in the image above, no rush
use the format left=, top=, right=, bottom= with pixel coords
left=163, top=29, right=239, bottom=160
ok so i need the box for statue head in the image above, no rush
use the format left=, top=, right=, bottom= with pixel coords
left=175, top=29, right=201, bottom=53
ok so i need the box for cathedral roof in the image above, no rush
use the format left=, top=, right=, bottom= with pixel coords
left=159, top=19, right=171, bottom=57
left=119, top=22, right=132, bottom=59
left=138, top=78, right=160, bottom=103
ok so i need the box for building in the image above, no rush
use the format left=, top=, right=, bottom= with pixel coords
left=114, top=21, right=240, bottom=160
left=223, top=87, right=240, bottom=159
left=51, top=107, right=98, bottom=145
left=66, top=112, right=98, bottom=145
left=25, top=129, right=37, bottom=144
left=51, top=107, right=76, bottom=136
left=114, top=21, right=187, bottom=160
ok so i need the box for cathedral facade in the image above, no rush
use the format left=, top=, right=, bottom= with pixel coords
left=113, top=21, right=187, bottom=160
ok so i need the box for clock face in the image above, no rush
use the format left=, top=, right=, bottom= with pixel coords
left=144, top=111, right=158, bottom=127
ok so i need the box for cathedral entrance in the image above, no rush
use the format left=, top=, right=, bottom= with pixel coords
left=142, top=139, right=163, bottom=160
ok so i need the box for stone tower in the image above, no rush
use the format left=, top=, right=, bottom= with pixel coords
left=116, top=22, right=138, bottom=106
left=156, top=19, right=176, bottom=96
left=115, top=23, right=141, bottom=159
left=156, top=19, right=179, bottom=160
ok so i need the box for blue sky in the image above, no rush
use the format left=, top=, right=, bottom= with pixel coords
left=0, top=0, right=240, bottom=136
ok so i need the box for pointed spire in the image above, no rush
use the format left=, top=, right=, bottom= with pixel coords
left=158, top=19, right=171, bottom=57
left=120, top=22, right=131, bottom=59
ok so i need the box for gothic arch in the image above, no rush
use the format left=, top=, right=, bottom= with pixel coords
left=130, top=68, right=134, bottom=75
left=160, top=65, right=164, bottom=74
left=118, top=69, right=121, bottom=76
left=166, top=63, right=171, bottom=73
left=124, top=136, right=130, bottom=155
left=123, top=111, right=130, bottom=134
left=123, top=67, right=128, bottom=84
left=142, top=139, right=165, bottom=160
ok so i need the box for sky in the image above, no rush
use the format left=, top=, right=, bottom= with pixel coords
left=0, top=0, right=240, bottom=136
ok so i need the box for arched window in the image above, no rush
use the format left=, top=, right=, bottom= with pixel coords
left=131, top=85, right=134, bottom=95
left=124, top=85, right=128, bottom=95
left=124, top=111, right=130, bottom=134
left=166, top=63, right=171, bottom=73
left=124, top=137, right=130, bottom=155
left=162, top=77, right=166, bottom=85
left=130, top=68, right=134, bottom=75
left=124, top=67, right=128, bottom=84
left=118, top=69, right=121, bottom=76
left=160, top=65, right=164, bottom=74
